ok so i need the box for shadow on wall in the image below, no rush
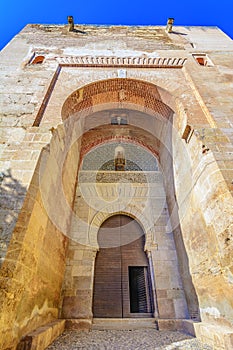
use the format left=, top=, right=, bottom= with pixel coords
left=0, top=169, right=26, bottom=266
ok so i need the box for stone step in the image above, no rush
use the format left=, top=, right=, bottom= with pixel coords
left=92, top=318, right=158, bottom=330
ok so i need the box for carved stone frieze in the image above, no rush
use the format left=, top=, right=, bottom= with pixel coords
left=56, top=56, right=187, bottom=68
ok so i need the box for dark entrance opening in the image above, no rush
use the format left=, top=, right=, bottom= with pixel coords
left=93, top=215, right=154, bottom=318
left=129, top=266, right=148, bottom=313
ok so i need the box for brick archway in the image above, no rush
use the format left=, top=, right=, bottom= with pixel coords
left=78, top=124, right=161, bottom=170
left=61, top=78, right=175, bottom=122
left=60, top=77, right=199, bottom=326
left=60, top=79, right=177, bottom=177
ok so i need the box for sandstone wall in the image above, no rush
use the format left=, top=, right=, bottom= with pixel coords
left=0, top=23, right=233, bottom=349
left=0, top=124, right=81, bottom=349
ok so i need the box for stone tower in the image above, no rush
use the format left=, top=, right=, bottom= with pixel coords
left=0, top=20, right=233, bottom=350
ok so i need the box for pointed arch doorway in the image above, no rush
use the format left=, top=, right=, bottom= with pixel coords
left=93, top=215, right=154, bottom=318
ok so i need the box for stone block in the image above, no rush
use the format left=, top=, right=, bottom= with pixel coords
left=194, top=322, right=233, bottom=350
left=158, top=319, right=182, bottom=331
left=173, top=297, right=189, bottom=319
left=156, top=289, right=167, bottom=298
left=62, top=291, right=92, bottom=319
left=154, top=276, right=171, bottom=289
left=16, top=319, right=65, bottom=350
left=65, top=319, right=92, bottom=331
left=157, top=298, right=175, bottom=319
left=72, top=265, right=92, bottom=277
left=181, top=320, right=196, bottom=336
left=153, top=249, right=178, bottom=261
left=73, top=250, right=84, bottom=260
left=73, top=276, right=92, bottom=290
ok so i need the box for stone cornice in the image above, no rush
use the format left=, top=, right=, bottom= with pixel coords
left=56, top=56, right=187, bottom=68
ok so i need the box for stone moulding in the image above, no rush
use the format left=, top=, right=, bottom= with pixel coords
left=56, top=56, right=187, bottom=68
left=33, top=55, right=187, bottom=126
left=78, top=171, right=162, bottom=183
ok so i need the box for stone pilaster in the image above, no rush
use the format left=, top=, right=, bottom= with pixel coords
left=61, top=243, right=98, bottom=329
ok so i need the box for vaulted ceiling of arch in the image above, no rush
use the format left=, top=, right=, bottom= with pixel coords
left=79, top=123, right=162, bottom=168
left=61, top=78, right=175, bottom=121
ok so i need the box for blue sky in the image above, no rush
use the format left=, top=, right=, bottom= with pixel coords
left=0, top=0, right=233, bottom=50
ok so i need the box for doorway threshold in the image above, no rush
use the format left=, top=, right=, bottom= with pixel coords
left=92, top=318, right=158, bottom=330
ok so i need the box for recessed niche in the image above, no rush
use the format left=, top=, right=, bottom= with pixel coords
left=182, top=124, right=193, bottom=143
left=193, top=54, right=213, bottom=67
left=31, top=55, right=45, bottom=65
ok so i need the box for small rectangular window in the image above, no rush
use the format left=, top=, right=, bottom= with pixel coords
left=193, top=54, right=213, bottom=67
left=182, top=124, right=193, bottom=143
left=31, top=55, right=45, bottom=64
left=28, top=53, right=45, bottom=65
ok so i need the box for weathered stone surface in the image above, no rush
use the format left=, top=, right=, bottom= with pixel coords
left=0, top=23, right=233, bottom=350
left=16, top=319, right=65, bottom=350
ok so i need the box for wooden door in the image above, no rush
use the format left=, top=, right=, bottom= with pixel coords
left=93, top=215, right=154, bottom=318
left=93, top=215, right=122, bottom=318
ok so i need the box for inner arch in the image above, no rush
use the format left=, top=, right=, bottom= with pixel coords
left=81, top=141, right=158, bottom=172
left=93, top=214, right=154, bottom=318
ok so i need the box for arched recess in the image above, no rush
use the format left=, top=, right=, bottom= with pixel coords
left=60, top=77, right=200, bottom=324
left=88, top=208, right=155, bottom=251
left=60, top=78, right=177, bottom=175
left=61, top=78, right=176, bottom=122
left=93, top=214, right=155, bottom=318
left=78, top=123, right=160, bottom=170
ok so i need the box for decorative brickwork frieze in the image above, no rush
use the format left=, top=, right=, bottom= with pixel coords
left=57, top=56, right=187, bottom=68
